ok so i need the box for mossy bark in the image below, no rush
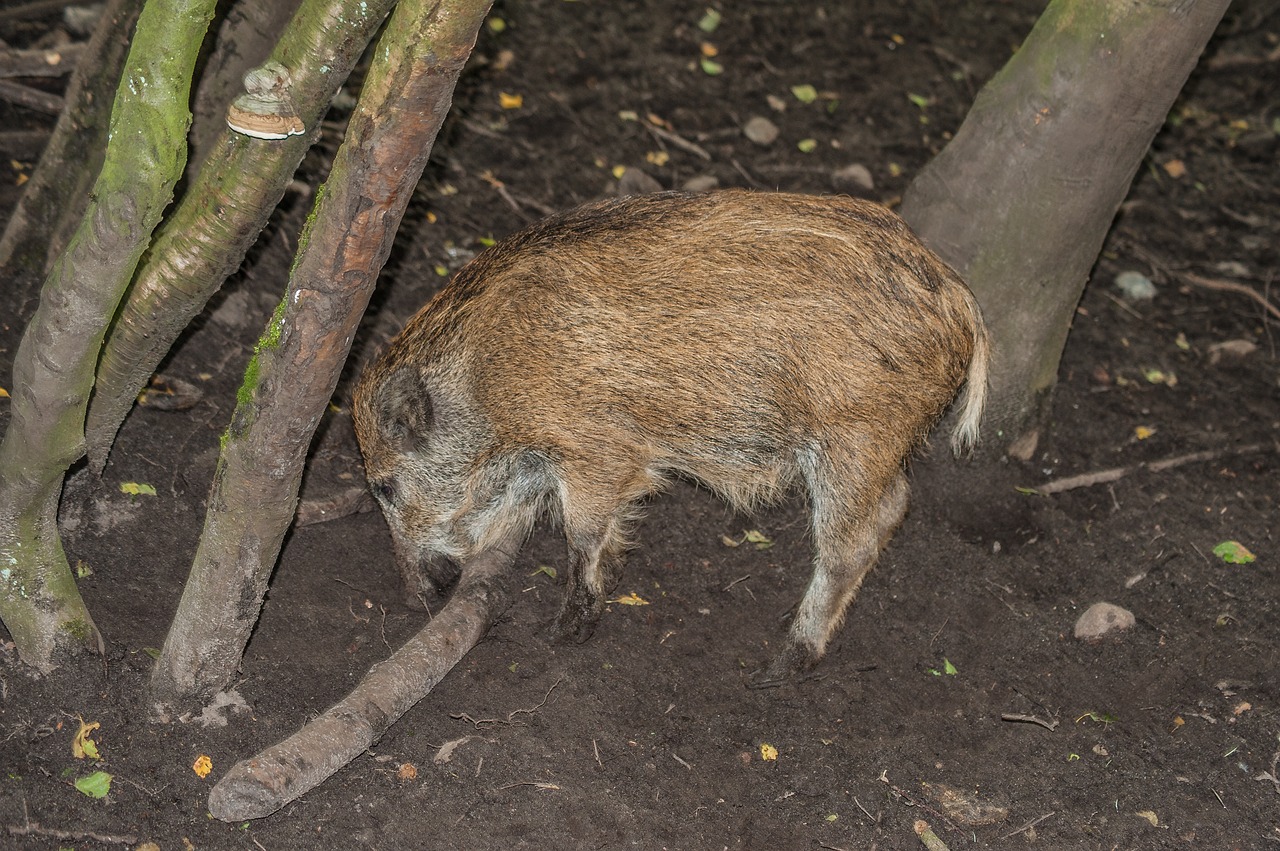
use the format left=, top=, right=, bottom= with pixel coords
left=901, top=0, right=1230, bottom=460
left=84, top=0, right=401, bottom=472
left=149, top=0, right=496, bottom=715
left=0, top=0, right=217, bottom=672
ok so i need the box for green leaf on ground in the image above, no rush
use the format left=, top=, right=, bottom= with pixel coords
left=74, top=771, right=112, bottom=799
left=1213, top=540, right=1255, bottom=564
left=791, top=84, right=817, bottom=104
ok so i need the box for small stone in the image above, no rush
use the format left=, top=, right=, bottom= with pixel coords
left=617, top=168, right=663, bottom=196
left=743, top=115, right=780, bottom=146
left=1113, top=270, right=1156, bottom=300
left=1074, top=602, right=1135, bottom=640
left=831, top=163, right=875, bottom=192
left=682, top=175, right=720, bottom=193
left=1208, top=339, right=1257, bottom=364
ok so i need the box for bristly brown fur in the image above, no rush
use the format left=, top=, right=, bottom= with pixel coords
left=353, top=189, right=989, bottom=681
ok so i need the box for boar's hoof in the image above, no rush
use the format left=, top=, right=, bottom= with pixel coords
left=746, top=642, right=819, bottom=690
left=550, top=602, right=602, bottom=645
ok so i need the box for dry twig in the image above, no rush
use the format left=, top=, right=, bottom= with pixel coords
left=1182, top=272, right=1280, bottom=321
left=1001, top=712, right=1060, bottom=731
left=1030, top=442, right=1276, bottom=495
left=295, top=485, right=374, bottom=527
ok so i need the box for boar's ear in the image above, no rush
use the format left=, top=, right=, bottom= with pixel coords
left=375, top=367, right=434, bottom=451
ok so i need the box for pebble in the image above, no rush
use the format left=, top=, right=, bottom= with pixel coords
left=617, top=168, right=663, bottom=196
left=743, top=115, right=780, bottom=146
left=831, top=163, right=875, bottom=192
left=1074, top=602, right=1135, bottom=640
left=682, top=175, right=720, bottom=193
left=1113, top=270, right=1156, bottom=300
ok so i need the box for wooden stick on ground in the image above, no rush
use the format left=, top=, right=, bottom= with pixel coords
left=207, top=537, right=520, bottom=821
left=294, top=485, right=374, bottom=527
left=1031, top=442, right=1276, bottom=495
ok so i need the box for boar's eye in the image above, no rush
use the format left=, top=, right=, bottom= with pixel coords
left=372, top=480, right=397, bottom=504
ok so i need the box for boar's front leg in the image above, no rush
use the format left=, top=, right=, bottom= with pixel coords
left=752, top=454, right=910, bottom=687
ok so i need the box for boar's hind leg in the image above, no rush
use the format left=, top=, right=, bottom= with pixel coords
left=552, top=512, right=630, bottom=644
left=754, top=456, right=910, bottom=686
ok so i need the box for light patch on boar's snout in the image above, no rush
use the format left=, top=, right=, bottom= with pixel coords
left=354, top=189, right=990, bottom=684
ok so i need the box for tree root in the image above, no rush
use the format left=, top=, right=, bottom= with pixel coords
left=207, top=538, right=519, bottom=821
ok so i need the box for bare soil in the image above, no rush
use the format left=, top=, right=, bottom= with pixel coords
left=2, top=1, right=1278, bottom=849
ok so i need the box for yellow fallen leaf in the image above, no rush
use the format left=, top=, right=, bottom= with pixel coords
left=119, top=482, right=157, bottom=497
left=0, top=387, right=9, bottom=398
left=72, top=716, right=100, bottom=760
left=1134, top=425, right=1156, bottom=440
left=645, top=150, right=670, bottom=166
left=498, top=91, right=523, bottom=109
left=608, top=592, right=649, bottom=606
left=611, top=165, right=627, bottom=179
left=1135, top=810, right=1159, bottom=827
left=760, top=743, right=778, bottom=761
left=192, top=754, right=212, bottom=778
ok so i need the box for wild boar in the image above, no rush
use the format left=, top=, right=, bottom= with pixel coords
left=353, top=189, right=989, bottom=683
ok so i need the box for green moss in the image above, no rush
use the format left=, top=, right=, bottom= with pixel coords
left=291, top=181, right=327, bottom=276
left=237, top=351, right=262, bottom=410
left=232, top=293, right=287, bottom=415
left=62, top=617, right=92, bottom=642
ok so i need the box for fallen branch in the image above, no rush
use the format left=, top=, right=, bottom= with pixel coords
left=0, top=44, right=85, bottom=78
left=1182, top=272, right=1280, bottom=321
left=0, top=0, right=77, bottom=22
left=914, top=820, right=951, bottom=851
left=5, top=822, right=138, bottom=846
left=0, top=79, right=64, bottom=114
left=999, top=812, right=1055, bottom=841
left=1000, top=712, right=1060, bottom=731
left=207, top=537, right=519, bottom=821
left=294, top=485, right=374, bottom=527
left=1029, top=441, right=1276, bottom=496
left=0, top=130, right=50, bottom=159
left=7, top=799, right=137, bottom=846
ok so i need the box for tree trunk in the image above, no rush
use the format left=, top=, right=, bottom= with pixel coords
left=900, top=0, right=1230, bottom=460
left=0, top=0, right=144, bottom=293
left=148, top=0, right=496, bottom=715
left=0, top=0, right=217, bottom=672
left=84, top=0, right=399, bottom=472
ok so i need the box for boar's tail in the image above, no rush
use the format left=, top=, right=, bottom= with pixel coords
left=949, top=289, right=990, bottom=457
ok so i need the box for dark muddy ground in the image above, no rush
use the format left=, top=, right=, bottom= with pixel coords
left=2, top=0, right=1278, bottom=848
